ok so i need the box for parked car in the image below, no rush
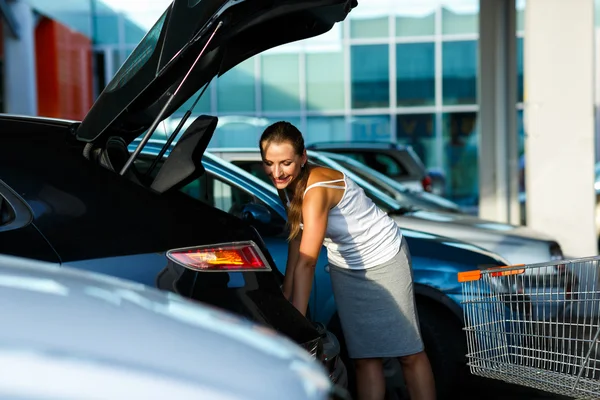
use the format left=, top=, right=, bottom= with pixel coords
left=0, top=0, right=356, bottom=385
left=131, top=139, right=556, bottom=397
left=206, top=148, right=565, bottom=266
left=305, top=141, right=445, bottom=195
left=0, top=253, right=346, bottom=400
left=305, top=150, right=461, bottom=214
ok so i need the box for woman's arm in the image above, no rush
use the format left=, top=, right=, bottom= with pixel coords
left=291, top=189, right=329, bottom=316
left=276, top=188, right=298, bottom=300
left=282, top=232, right=301, bottom=300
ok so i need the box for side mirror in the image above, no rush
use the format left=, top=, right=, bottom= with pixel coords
left=241, top=203, right=272, bottom=225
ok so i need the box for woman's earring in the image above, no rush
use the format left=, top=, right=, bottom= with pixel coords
left=301, top=163, right=305, bottom=168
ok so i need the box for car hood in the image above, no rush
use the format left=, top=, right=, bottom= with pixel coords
left=396, top=209, right=556, bottom=242
left=75, top=0, right=356, bottom=143
left=401, top=227, right=509, bottom=267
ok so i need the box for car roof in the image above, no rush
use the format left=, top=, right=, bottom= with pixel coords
left=0, top=254, right=331, bottom=400
left=306, top=141, right=411, bottom=151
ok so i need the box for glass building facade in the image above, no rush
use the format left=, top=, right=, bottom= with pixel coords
left=17, top=0, right=530, bottom=205
left=154, top=0, right=525, bottom=206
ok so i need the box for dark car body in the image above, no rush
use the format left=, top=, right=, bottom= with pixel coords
left=0, top=114, right=320, bottom=341
left=0, top=0, right=356, bottom=387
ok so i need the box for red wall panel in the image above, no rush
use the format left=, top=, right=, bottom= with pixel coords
left=35, top=18, right=93, bottom=120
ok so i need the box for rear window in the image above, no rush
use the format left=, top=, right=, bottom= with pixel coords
left=105, top=10, right=168, bottom=92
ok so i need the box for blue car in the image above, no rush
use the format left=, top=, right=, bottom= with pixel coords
left=132, top=140, right=510, bottom=395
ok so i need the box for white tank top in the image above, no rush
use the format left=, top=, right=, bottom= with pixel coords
left=285, top=172, right=402, bottom=270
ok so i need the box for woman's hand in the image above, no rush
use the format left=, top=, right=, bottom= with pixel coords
left=291, top=189, right=329, bottom=316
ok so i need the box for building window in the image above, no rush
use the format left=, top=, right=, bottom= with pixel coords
left=350, top=17, right=389, bottom=39
left=175, top=82, right=212, bottom=117
left=350, top=115, right=390, bottom=141
left=306, top=51, right=345, bottom=111
left=351, top=45, right=389, bottom=108
left=396, top=114, right=436, bottom=169
left=94, top=14, right=120, bottom=44
left=396, top=43, right=435, bottom=107
left=211, top=116, right=276, bottom=148
left=396, top=12, right=435, bottom=37
left=306, top=116, right=346, bottom=143
left=442, top=112, right=479, bottom=205
left=442, top=40, right=478, bottom=105
left=217, top=58, right=256, bottom=113
left=261, top=54, right=300, bottom=112
left=517, top=37, right=524, bottom=103
left=441, top=5, right=478, bottom=35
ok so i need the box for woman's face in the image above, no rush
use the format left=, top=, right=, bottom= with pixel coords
left=261, top=141, right=306, bottom=190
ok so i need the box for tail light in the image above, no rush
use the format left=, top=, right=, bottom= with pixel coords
left=166, top=241, right=271, bottom=272
left=421, top=175, right=433, bottom=192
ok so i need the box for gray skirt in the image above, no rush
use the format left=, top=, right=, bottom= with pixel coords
left=329, top=236, right=424, bottom=359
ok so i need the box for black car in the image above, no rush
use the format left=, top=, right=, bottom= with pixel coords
left=0, top=0, right=356, bottom=388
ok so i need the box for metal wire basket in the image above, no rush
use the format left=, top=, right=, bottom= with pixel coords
left=458, top=256, right=600, bottom=399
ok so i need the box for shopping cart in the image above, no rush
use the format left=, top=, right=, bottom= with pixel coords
left=458, top=256, right=600, bottom=399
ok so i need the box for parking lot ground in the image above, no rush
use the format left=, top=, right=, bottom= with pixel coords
left=455, top=367, right=572, bottom=399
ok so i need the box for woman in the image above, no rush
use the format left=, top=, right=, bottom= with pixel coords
left=259, top=121, right=436, bottom=400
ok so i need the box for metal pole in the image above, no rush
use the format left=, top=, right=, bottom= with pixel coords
left=119, top=20, right=223, bottom=176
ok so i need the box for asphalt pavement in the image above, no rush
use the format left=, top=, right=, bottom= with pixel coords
left=453, top=366, right=573, bottom=400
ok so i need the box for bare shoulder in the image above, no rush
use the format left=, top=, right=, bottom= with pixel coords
left=306, top=166, right=344, bottom=187
left=303, top=166, right=345, bottom=210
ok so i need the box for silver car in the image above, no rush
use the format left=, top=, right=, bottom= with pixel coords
left=0, top=254, right=345, bottom=400
left=208, top=148, right=564, bottom=266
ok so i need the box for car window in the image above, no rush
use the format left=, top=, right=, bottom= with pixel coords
left=193, top=174, right=286, bottom=237
left=231, top=161, right=271, bottom=185
left=369, top=154, right=406, bottom=177
left=105, top=10, right=168, bottom=92
left=337, top=152, right=367, bottom=164
left=136, top=155, right=287, bottom=237
left=197, top=175, right=255, bottom=216
left=336, top=152, right=408, bottom=178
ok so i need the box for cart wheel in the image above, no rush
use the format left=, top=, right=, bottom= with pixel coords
left=417, top=301, right=467, bottom=398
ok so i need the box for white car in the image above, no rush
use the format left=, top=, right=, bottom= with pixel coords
left=206, top=147, right=564, bottom=266
left=0, top=254, right=345, bottom=400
